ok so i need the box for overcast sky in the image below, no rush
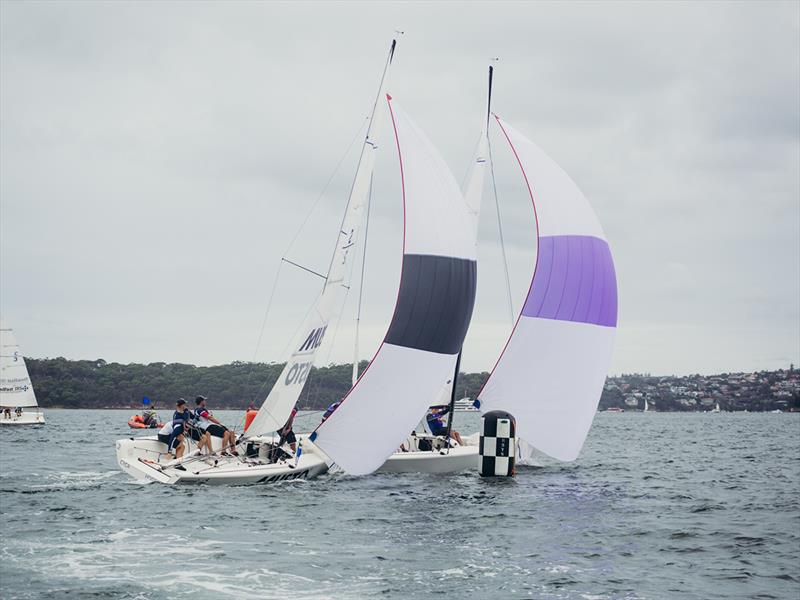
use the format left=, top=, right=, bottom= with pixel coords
left=1, top=1, right=798, bottom=376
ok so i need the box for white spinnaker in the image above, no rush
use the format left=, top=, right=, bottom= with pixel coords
left=477, top=117, right=618, bottom=462
left=312, top=97, right=477, bottom=475
left=0, top=321, right=38, bottom=408
left=246, top=49, right=394, bottom=437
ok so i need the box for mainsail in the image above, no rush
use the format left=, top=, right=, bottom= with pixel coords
left=311, top=96, right=478, bottom=475
left=477, top=116, right=618, bottom=462
left=245, top=40, right=397, bottom=437
left=0, top=320, right=39, bottom=408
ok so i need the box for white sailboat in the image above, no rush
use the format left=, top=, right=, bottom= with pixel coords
left=116, top=38, right=401, bottom=484
left=0, top=320, right=45, bottom=426
left=471, top=69, right=619, bottom=465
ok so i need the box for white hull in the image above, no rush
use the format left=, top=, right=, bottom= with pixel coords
left=0, top=410, right=44, bottom=425
left=376, top=434, right=478, bottom=474
left=116, top=434, right=328, bottom=485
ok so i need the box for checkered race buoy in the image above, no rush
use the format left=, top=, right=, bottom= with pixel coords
left=479, top=410, right=516, bottom=477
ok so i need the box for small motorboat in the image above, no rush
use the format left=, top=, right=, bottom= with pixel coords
left=127, top=414, right=163, bottom=429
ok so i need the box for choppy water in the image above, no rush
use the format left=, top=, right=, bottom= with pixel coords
left=0, top=410, right=798, bottom=600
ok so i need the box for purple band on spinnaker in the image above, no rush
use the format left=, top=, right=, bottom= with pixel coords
left=522, top=235, right=617, bottom=327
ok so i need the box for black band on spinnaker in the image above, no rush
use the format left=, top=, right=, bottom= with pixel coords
left=385, top=254, right=477, bottom=355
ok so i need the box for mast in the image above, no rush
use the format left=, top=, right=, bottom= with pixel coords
left=443, top=63, right=495, bottom=440
left=341, top=39, right=396, bottom=386
left=485, top=62, right=514, bottom=325
left=443, top=350, right=462, bottom=445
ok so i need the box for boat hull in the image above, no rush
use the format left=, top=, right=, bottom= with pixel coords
left=377, top=444, right=478, bottom=473
left=0, top=410, right=45, bottom=425
left=115, top=435, right=329, bottom=485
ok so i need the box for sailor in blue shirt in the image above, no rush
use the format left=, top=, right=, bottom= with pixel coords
left=172, top=398, right=210, bottom=454
left=173, top=398, right=194, bottom=425
left=425, top=406, right=463, bottom=445
left=321, top=401, right=341, bottom=422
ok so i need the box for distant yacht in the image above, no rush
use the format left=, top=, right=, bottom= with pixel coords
left=453, top=397, right=478, bottom=412
left=0, top=320, right=45, bottom=425
left=712, top=402, right=721, bottom=413
left=606, top=407, right=624, bottom=413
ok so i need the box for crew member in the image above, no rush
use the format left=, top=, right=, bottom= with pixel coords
left=278, top=407, right=298, bottom=452
left=195, top=396, right=237, bottom=455
left=172, top=398, right=205, bottom=450
left=425, top=406, right=463, bottom=445
left=157, top=420, right=186, bottom=460
left=321, top=400, right=341, bottom=423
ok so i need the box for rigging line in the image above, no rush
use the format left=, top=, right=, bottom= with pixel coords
left=352, top=173, right=373, bottom=383
left=250, top=288, right=323, bottom=414
left=304, top=192, right=363, bottom=407
left=283, top=117, right=370, bottom=260
left=252, top=260, right=284, bottom=361
left=281, top=258, right=327, bottom=280
left=460, top=134, right=483, bottom=190
left=488, top=134, right=515, bottom=325
left=249, top=108, right=363, bottom=364
left=303, top=279, right=351, bottom=408
left=322, top=38, right=396, bottom=285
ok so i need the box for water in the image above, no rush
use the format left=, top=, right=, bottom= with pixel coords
left=0, top=410, right=798, bottom=600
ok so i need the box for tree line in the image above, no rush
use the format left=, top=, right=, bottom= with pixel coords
left=26, top=357, right=490, bottom=410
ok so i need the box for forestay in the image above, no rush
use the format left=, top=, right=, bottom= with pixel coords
left=0, top=321, right=39, bottom=408
left=245, top=41, right=396, bottom=437
left=477, top=116, right=618, bottom=462
left=312, top=96, right=478, bottom=475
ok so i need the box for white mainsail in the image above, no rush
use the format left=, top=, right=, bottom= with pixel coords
left=311, top=96, right=478, bottom=475
left=477, top=116, right=618, bottom=462
left=245, top=41, right=397, bottom=438
left=0, top=320, right=39, bottom=408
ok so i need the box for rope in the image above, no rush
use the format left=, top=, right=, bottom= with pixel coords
left=250, top=118, right=368, bottom=364
left=352, top=174, right=373, bottom=384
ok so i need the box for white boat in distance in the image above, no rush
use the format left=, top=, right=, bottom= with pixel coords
left=454, top=397, right=479, bottom=412
left=0, top=320, right=45, bottom=426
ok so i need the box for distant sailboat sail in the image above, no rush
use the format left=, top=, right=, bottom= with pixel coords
left=312, top=95, right=478, bottom=475
left=245, top=40, right=397, bottom=438
left=0, top=321, right=38, bottom=408
left=477, top=116, right=618, bottom=462
left=0, top=321, right=44, bottom=424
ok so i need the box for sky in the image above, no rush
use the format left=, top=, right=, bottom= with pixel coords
left=1, top=1, right=798, bottom=376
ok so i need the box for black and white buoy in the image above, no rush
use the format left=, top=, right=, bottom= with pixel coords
left=479, top=410, right=516, bottom=477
